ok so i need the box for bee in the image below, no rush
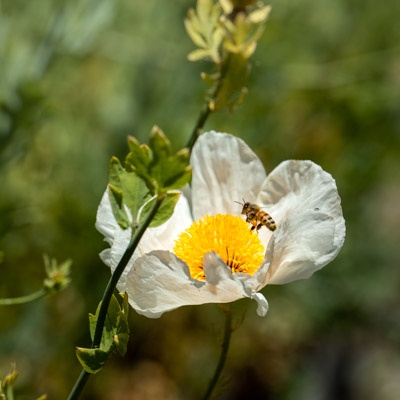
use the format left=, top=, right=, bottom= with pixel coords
left=235, top=199, right=277, bottom=232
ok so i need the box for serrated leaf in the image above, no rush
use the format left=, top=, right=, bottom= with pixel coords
left=139, top=192, right=181, bottom=228
left=149, top=126, right=171, bottom=163
left=185, top=0, right=223, bottom=63
left=125, top=145, right=156, bottom=193
left=108, top=184, right=130, bottom=229
left=76, top=347, right=109, bottom=374
left=108, top=157, right=130, bottom=228
left=119, top=171, right=151, bottom=222
left=108, top=152, right=152, bottom=229
left=89, top=294, right=129, bottom=353
left=149, top=146, right=192, bottom=191
left=126, top=138, right=153, bottom=170
left=109, top=157, right=123, bottom=186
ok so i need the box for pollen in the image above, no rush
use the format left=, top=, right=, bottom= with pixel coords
left=173, top=214, right=265, bottom=281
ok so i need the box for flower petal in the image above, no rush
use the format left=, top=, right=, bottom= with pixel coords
left=251, top=292, right=269, bottom=316
left=95, top=190, right=121, bottom=247
left=136, top=193, right=193, bottom=255
left=190, top=131, right=266, bottom=219
left=258, top=160, right=345, bottom=284
left=95, top=191, right=132, bottom=282
left=125, top=251, right=255, bottom=318
left=95, top=189, right=193, bottom=288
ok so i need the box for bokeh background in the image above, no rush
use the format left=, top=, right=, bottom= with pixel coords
left=1, top=0, right=400, bottom=399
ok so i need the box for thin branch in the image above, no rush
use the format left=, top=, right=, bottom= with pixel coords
left=202, top=307, right=233, bottom=400
left=0, top=288, right=47, bottom=306
left=186, top=55, right=232, bottom=151
left=67, top=194, right=165, bottom=400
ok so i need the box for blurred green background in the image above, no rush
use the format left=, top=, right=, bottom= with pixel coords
left=1, top=0, right=400, bottom=399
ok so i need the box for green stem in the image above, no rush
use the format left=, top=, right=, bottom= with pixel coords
left=186, top=55, right=232, bottom=151
left=67, top=194, right=165, bottom=400
left=202, top=307, right=233, bottom=400
left=186, top=101, right=212, bottom=151
left=0, top=288, right=47, bottom=306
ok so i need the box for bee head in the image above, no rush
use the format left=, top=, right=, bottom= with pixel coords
left=234, top=199, right=250, bottom=214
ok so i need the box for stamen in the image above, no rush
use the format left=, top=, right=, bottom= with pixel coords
left=173, top=214, right=265, bottom=281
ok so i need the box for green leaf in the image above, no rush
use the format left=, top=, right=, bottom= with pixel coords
left=107, top=155, right=152, bottom=229
left=88, top=293, right=130, bottom=358
left=139, top=192, right=181, bottom=228
left=108, top=184, right=130, bottom=229
left=149, top=146, right=192, bottom=192
left=120, top=169, right=151, bottom=218
left=113, top=292, right=130, bottom=356
left=114, top=333, right=129, bottom=357
left=127, top=136, right=152, bottom=168
left=149, top=126, right=171, bottom=163
left=116, top=130, right=191, bottom=225
left=108, top=157, right=131, bottom=229
left=76, top=347, right=109, bottom=374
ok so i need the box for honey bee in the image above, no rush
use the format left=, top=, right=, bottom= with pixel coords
left=235, top=199, right=277, bottom=232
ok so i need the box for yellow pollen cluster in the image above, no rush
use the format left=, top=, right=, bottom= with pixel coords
left=173, top=214, right=265, bottom=281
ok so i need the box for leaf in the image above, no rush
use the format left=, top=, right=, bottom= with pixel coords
left=139, top=192, right=181, bottom=228
left=114, top=292, right=130, bottom=356
left=120, top=171, right=151, bottom=222
left=125, top=139, right=156, bottom=192
left=149, top=146, right=192, bottom=192
left=114, top=130, right=191, bottom=226
left=114, top=333, right=129, bottom=357
left=76, top=347, right=109, bottom=374
left=88, top=293, right=130, bottom=359
left=184, top=0, right=223, bottom=63
left=108, top=158, right=131, bottom=228
left=108, top=155, right=152, bottom=229
left=148, top=126, right=171, bottom=163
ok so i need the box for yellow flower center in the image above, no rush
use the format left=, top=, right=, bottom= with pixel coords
left=173, top=214, right=265, bottom=281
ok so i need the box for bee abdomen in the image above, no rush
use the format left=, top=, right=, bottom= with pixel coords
left=260, top=213, right=276, bottom=231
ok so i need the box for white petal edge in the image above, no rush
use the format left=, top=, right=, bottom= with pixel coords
left=191, top=131, right=267, bottom=219
left=251, top=292, right=269, bottom=316
left=258, top=160, right=345, bottom=284
left=125, top=251, right=262, bottom=318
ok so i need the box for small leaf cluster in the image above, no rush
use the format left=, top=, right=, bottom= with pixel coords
left=0, top=365, right=18, bottom=400
left=186, top=0, right=270, bottom=62
left=108, top=126, right=192, bottom=230
left=220, top=1, right=271, bottom=59
left=76, top=293, right=130, bottom=374
left=43, top=255, right=72, bottom=295
left=0, top=364, right=46, bottom=400
left=185, top=0, right=271, bottom=111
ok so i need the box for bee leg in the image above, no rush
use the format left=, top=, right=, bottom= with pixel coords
left=256, top=223, right=263, bottom=232
left=250, top=220, right=257, bottom=231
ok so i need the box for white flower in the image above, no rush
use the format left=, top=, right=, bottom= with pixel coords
left=96, top=131, right=345, bottom=318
